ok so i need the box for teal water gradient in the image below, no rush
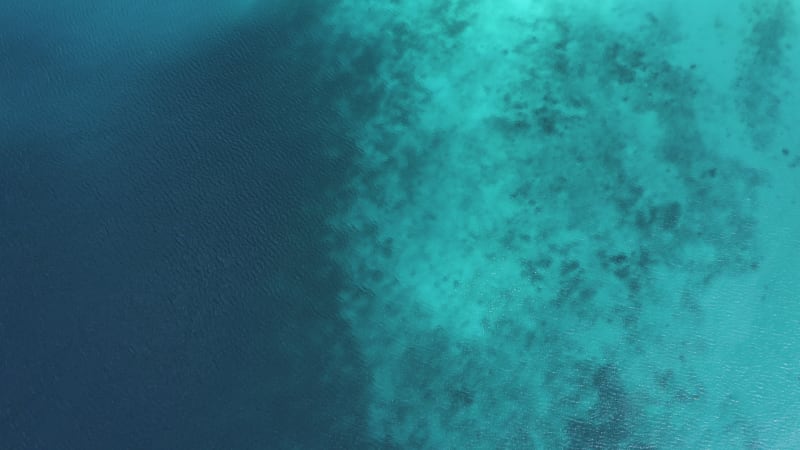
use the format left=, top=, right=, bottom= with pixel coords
left=2, top=1, right=798, bottom=448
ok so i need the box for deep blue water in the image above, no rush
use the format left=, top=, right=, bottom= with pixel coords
left=1, top=2, right=370, bottom=448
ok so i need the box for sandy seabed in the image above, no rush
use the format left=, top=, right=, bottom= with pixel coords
left=321, top=1, right=800, bottom=447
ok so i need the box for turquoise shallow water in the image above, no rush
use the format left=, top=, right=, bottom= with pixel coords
left=323, top=0, right=800, bottom=448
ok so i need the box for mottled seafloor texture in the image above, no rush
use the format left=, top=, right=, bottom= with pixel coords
left=1, top=0, right=799, bottom=449
left=322, top=0, right=800, bottom=448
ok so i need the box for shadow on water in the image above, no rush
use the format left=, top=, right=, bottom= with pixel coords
left=0, top=2, right=372, bottom=448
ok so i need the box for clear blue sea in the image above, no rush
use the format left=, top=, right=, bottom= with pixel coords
left=1, top=2, right=371, bottom=448
left=2, top=1, right=798, bottom=449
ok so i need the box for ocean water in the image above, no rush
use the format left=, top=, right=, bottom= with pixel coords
left=1, top=2, right=372, bottom=448
left=2, top=1, right=799, bottom=449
